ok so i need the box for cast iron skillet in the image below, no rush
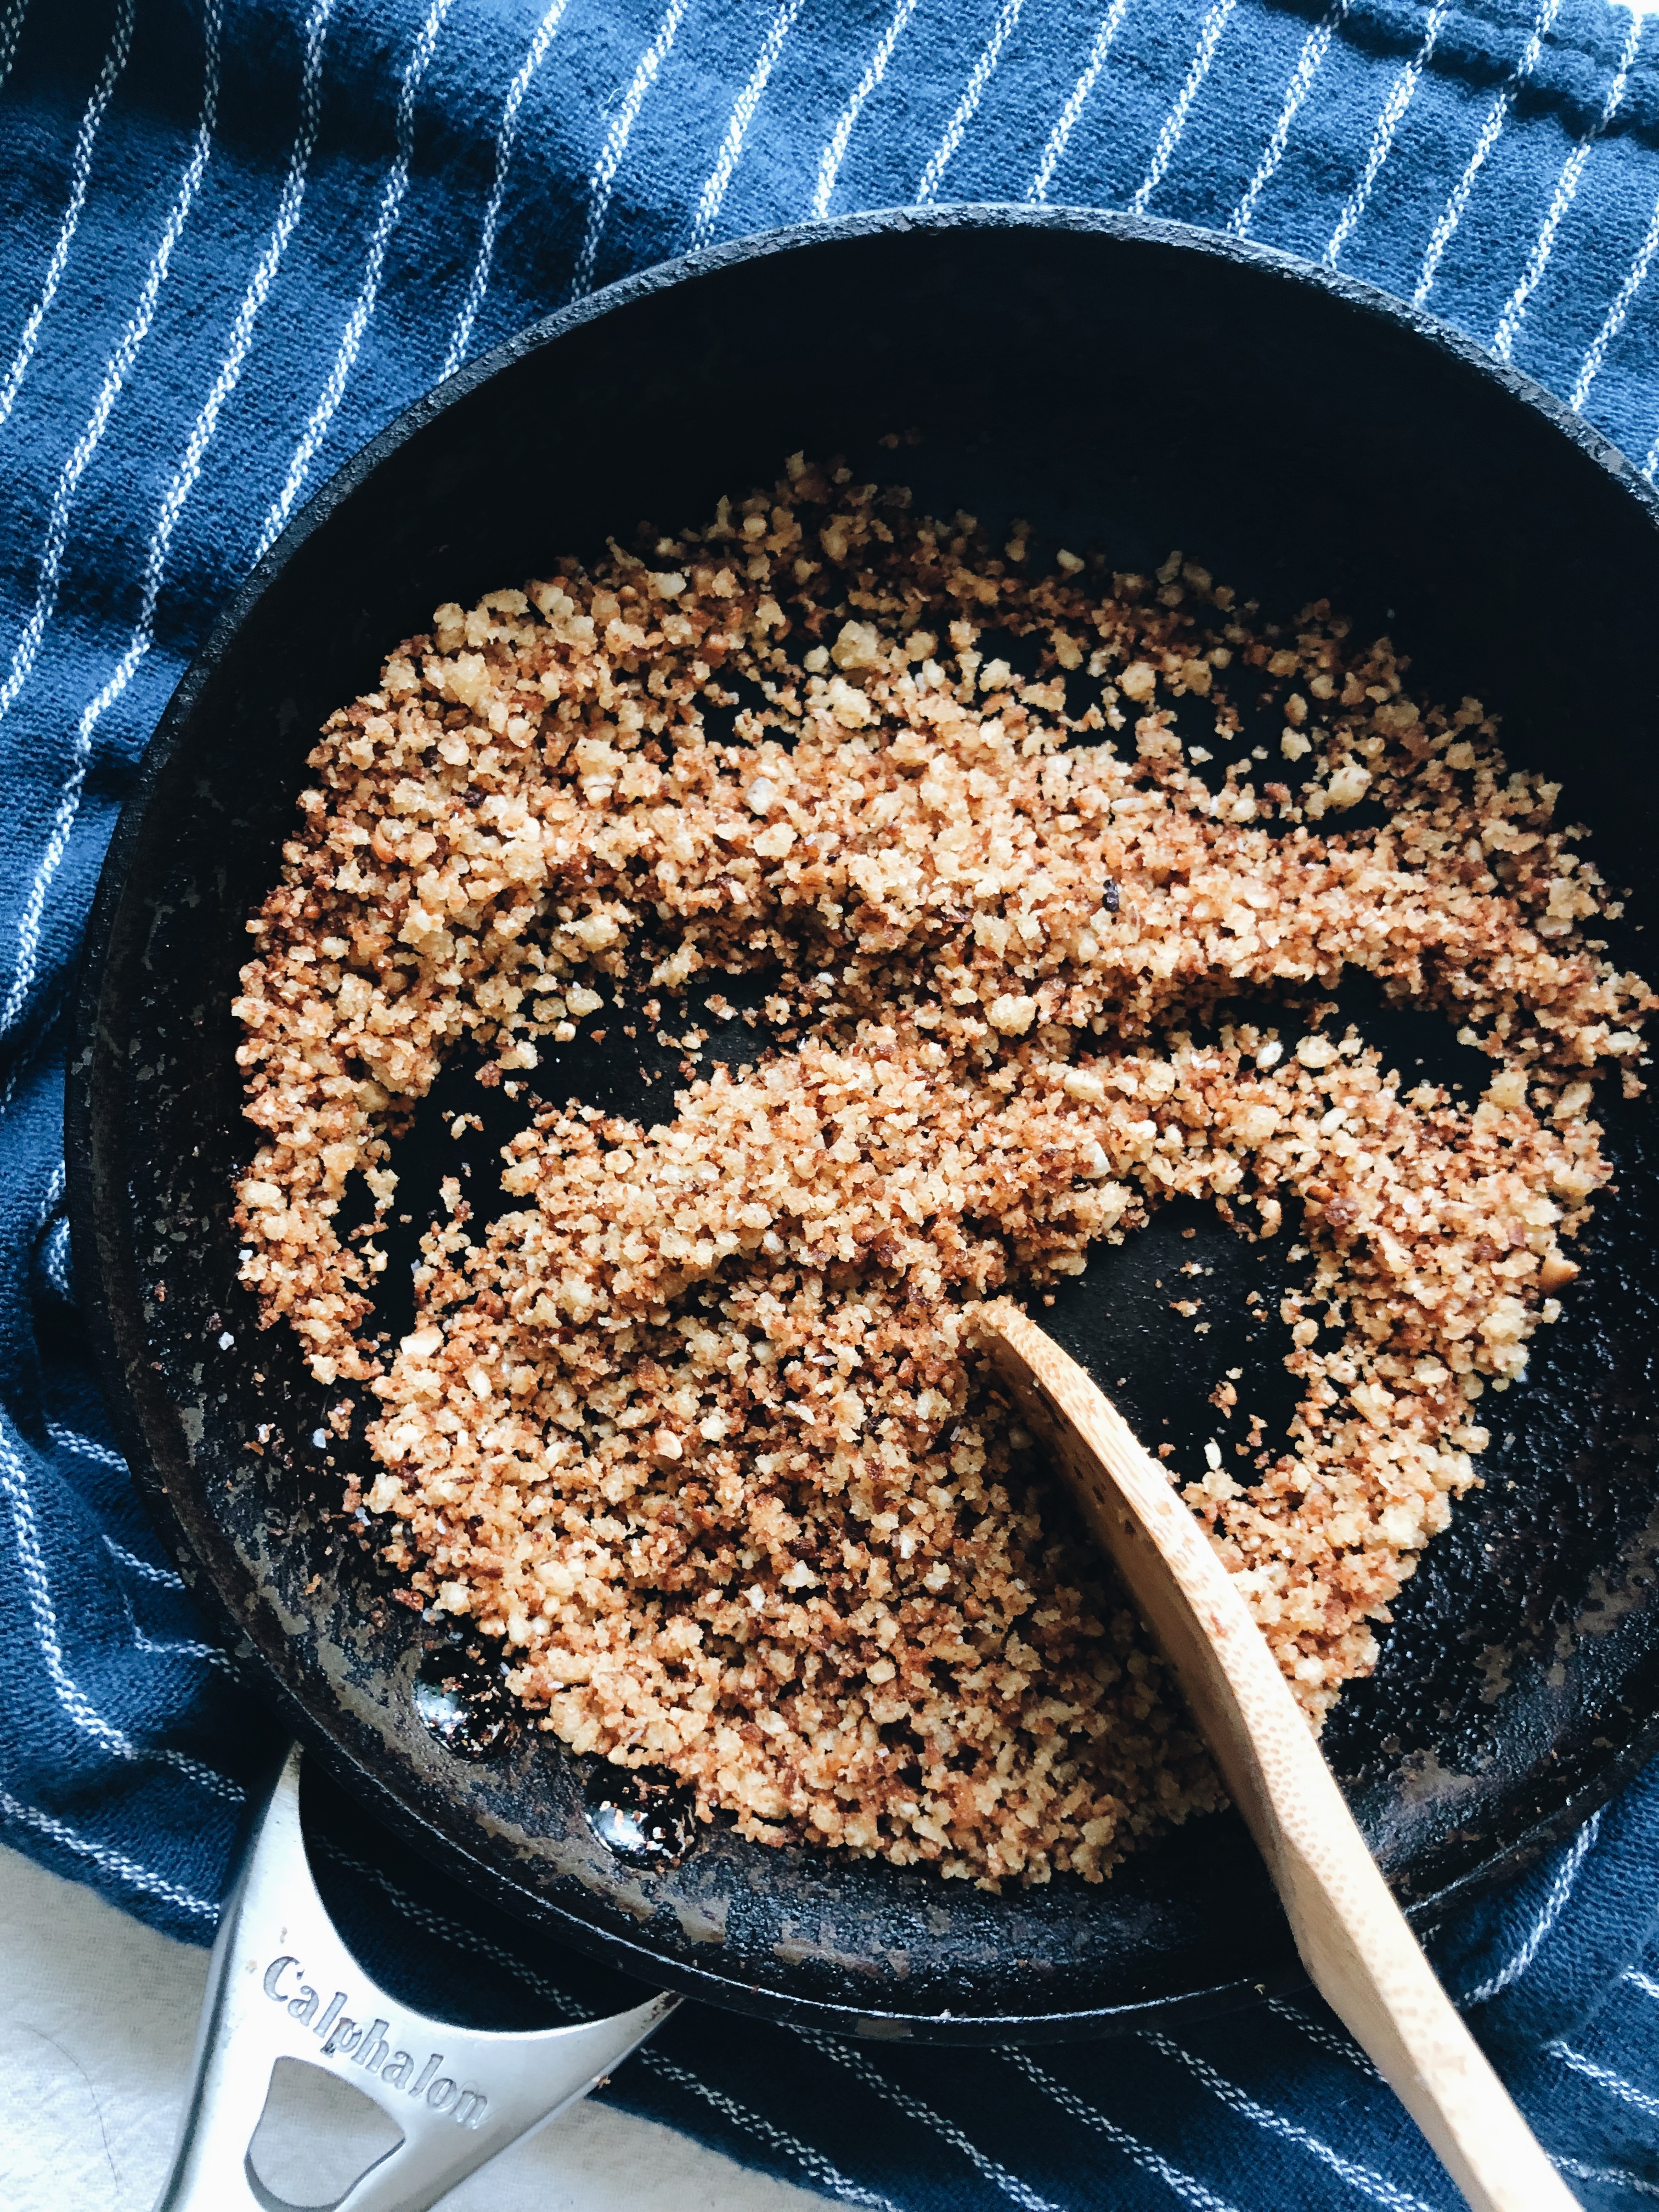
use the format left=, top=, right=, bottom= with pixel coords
left=69, top=208, right=1659, bottom=2046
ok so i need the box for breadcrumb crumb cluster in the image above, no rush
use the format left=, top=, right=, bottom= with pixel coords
left=233, top=454, right=1651, bottom=1886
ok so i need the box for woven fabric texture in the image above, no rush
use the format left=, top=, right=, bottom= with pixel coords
left=5, top=2, right=1659, bottom=2204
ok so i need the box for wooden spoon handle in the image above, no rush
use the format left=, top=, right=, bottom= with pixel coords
left=978, top=1302, right=1577, bottom=2212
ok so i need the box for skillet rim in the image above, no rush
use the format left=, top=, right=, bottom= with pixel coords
left=66, top=202, right=1659, bottom=2041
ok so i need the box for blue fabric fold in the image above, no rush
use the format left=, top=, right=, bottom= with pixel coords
left=4, top=2, right=1659, bottom=2203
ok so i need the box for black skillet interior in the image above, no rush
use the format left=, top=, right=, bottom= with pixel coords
left=70, top=210, right=1659, bottom=2044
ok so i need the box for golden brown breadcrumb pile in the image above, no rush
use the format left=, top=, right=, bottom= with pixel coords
left=233, top=454, right=1651, bottom=1886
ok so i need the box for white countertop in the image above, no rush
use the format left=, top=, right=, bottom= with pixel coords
left=0, top=1842, right=819, bottom=2211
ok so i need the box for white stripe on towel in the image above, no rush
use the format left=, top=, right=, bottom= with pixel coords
left=1026, top=1, right=1132, bottom=205
left=0, top=1417, right=241, bottom=1802
left=134, top=1630, right=233, bottom=1673
left=803, top=2031, right=1062, bottom=2212
left=1412, top=0, right=1562, bottom=306
left=1459, top=1810, right=1601, bottom=2005
left=690, top=0, right=803, bottom=250
left=916, top=0, right=1025, bottom=206
left=1325, top=1, right=1450, bottom=268
left=254, top=0, right=453, bottom=559
left=811, top=0, right=918, bottom=220
left=0, top=0, right=32, bottom=94
left=439, top=0, right=574, bottom=377
left=0, top=0, right=136, bottom=435
left=1006, top=2050, right=1245, bottom=2210
left=0, top=0, right=340, bottom=1040
left=1554, top=2158, right=1659, bottom=2202
left=569, top=0, right=689, bottom=299
left=0, top=1784, right=219, bottom=1920
left=1265, top=1996, right=1382, bottom=2078
left=1129, top=0, right=1237, bottom=217
left=1229, top=0, right=1348, bottom=238
left=102, top=1536, right=185, bottom=1589
left=1549, top=2039, right=1659, bottom=2122
left=1143, top=2035, right=1441, bottom=2212
left=0, top=0, right=223, bottom=732
left=1491, top=7, right=1644, bottom=363
left=51, top=1421, right=128, bottom=1472
left=1571, top=175, right=1659, bottom=412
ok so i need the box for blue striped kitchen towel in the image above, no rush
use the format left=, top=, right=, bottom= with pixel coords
left=7, top=2, right=1659, bottom=2205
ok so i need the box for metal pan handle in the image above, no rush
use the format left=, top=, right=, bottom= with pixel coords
left=153, top=1744, right=676, bottom=2212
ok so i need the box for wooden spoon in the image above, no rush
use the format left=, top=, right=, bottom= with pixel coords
left=975, top=1299, right=1577, bottom=2212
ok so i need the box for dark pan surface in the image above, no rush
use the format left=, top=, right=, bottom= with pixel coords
left=69, top=210, right=1659, bottom=2042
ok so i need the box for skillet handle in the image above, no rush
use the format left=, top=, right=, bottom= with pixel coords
left=153, top=1743, right=676, bottom=2212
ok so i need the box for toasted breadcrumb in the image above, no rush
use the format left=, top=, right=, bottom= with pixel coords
left=232, top=459, right=1652, bottom=1886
